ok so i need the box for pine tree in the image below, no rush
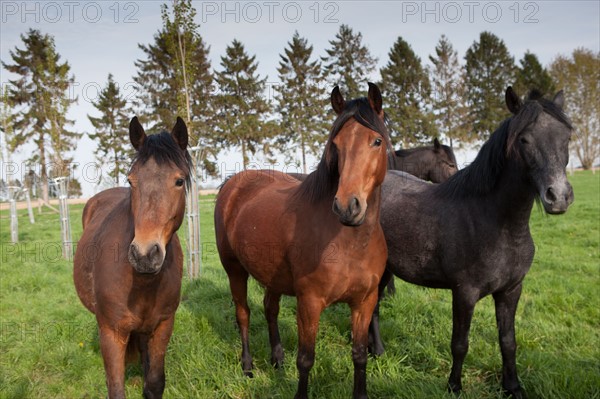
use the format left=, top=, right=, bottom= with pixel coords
left=2, top=29, right=80, bottom=202
left=550, top=48, right=600, bottom=170
left=380, top=36, right=437, bottom=147
left=275, top=32, right=328, bottom=174
left=87, top=74, right=130, bottom=186
left=133, top=0, right=213, bottom=149
left=429, top=35, right=470, bottom=147
left=464, top=31, right=516, bottom=140
left=322, top=25, right=378, bottom=100
left=515, top=51, right=555, bottom=96
left=213, top=39, right=272, bottom=169
left=0, top=85, right=15, bottom=164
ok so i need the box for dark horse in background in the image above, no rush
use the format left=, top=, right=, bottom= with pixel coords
left=369, top=87, right=574, bottom=398
left=74, top=117, right=191, bottom=398
left=387, top=137, right=458, bottom=183
left=215, top=83, right=390, bottom=399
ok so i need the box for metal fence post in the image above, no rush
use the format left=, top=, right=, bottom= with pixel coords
left=54, top=177, right=73, bottom=260
left=8, top=186, right=18, bottom=243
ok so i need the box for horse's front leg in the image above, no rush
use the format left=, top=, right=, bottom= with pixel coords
left=99, top=324, right=129, bottom=399
left=493, top=283, right=526, bottom=399
left=142, top=316, right=175, bottom=399
left=352, top=289, right=380, bottom=399
left=294, top=296, right=324, bottom=399
left=264, top=289, right=284, bottom=368
left=368, top=268, right=393, bottom=356
left=447, top=289, right=477, bottom=394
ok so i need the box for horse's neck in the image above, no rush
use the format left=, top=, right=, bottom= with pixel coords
left=490, top=165, right=537, bottom=225
left=393, top=149, right=429, bottom=176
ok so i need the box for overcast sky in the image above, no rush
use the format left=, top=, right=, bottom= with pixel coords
left=1, top=1, right=599, bottom=195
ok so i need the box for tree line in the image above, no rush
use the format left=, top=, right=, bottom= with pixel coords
left=1, top=0, right=598, bottom=200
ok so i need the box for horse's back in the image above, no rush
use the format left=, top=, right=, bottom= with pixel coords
left=74, top=187, right=131, bottom=314
left=82, top=187, right=130, bottom=229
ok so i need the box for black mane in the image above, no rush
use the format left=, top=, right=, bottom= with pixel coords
left=130, top=131, right=193, bottom=186
left=434, top=94, right=572, bottom=200
left=296, top=97, right=390, bottom=203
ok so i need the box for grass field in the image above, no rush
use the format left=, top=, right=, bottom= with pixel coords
left=1, top=170, right=598, bottom=399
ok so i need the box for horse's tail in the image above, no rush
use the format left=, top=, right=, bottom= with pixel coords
left=125, top=333, right=140, bottom=364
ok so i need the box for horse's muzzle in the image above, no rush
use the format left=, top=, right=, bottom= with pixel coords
left=128, top=241, right=165, bottom=274
left=541, top=182, right=574, bottom=214
left=332, top=195, right=366, bottom=226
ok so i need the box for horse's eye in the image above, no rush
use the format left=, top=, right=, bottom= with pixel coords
left=520, top=137, right=529, bottom=144
left=373, top=138, right=383, bottom=147
left=175, top=178, right=185, bottom=187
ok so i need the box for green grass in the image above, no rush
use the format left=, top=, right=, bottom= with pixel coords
left=1, top=171, right=598, bottom=398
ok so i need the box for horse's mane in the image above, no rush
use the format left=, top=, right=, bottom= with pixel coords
left=130, top=131, right=193, bottom=186
left=296, top=97, right=390, bottom=203
left=434, top=92, right=572, bottom=200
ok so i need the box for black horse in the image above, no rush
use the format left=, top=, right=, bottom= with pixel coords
left=387, top=138, right=458, bottom=183
left=385, top=138, right=459, bottom=295
left=369, top=87, right=574, bottom=398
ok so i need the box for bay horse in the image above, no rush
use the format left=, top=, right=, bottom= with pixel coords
left=73, top=117, right=191, bottom=398
left=369, top=87, right=574, bottom=398
left=387, top=138, right=458, bottom=183
left=214, top=83, right=390, bottom=399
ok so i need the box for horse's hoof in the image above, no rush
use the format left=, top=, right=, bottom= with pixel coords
left=504, top=386, right=526, bottom=399
left=367, top=341, right=385, bottom=357
left=243, top=370, right=254, bottom=378
left=447, top=381, right=462, bottom=395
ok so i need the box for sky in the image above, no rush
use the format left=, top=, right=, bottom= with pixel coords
left=1, top=0, right=599, bottom=196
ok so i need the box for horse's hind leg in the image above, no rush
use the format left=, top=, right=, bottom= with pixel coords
left=224, top=261, right=254, bottom=377
left=264, top=289, right=284, bottom=368
left=447, top=289, right=477, bottom=394
left=493, top=283, right=525, bottom=399
left=368, top=268, right=393, bottom=356
left=140, top=316, right=175, bottom=399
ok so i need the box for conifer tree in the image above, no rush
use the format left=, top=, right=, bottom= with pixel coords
left=380, top=36, right=437, bottom=147
left=429, top=35, right=470, bottom=147
left=213, top=39, right=272, bottom=169
left=322, top=25, right=378, bottom=100
left=133, top=1, right=212, bottom=138
left=275, top=31, right=328, bottom=173
left=2, top=29, right=79, bottom=202
left=87, top=74, right=130, bottom=185
left=464, top=31, right=516, bottom=140
left=515, top=51, right=555, bottom=96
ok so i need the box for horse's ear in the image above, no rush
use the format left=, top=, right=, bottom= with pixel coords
left=171, top=117, right=188, bottom=150
left=331, top=86, right=345, bottom=115
left=505, top=86, right=522, bottom=115
left=433, top=137, right=441, bottom=151
left=129, top=116, right=146, bottom=151
left=553, top=90, right=565, bottom=110
left=367, top=82, right=383, bottom=116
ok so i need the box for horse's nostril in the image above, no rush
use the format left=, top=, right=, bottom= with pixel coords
left=545, top=187, right=557, bottom=203
left=150, top=244, right=159, bottom=258
left=351, top=197, right=360, bottom=214
left=129, top=244, right=139, bottom=261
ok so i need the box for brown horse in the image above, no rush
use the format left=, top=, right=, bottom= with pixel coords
left=73, top=117, right=191, bottom=398
left=214, top=83, right=390, bottom=399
